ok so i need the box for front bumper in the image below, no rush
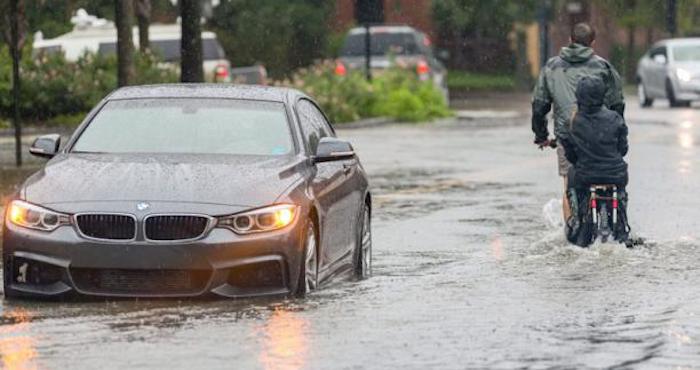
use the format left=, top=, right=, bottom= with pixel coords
left=2, top=219, right=304, bottom=299
left=673, top=79, right=700, bottom=101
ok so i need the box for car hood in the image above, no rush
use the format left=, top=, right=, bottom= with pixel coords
left=22, top=153, right=306, bottom=215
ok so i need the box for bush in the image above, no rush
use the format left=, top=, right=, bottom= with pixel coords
left=0, top=47, right=178, bottom=124
left=279, top=61, right=451, bottom=123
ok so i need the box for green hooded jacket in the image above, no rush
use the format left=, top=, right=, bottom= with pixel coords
left=531, top=43, right=625, bottom=141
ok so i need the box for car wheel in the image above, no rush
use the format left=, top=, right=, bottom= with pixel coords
left=637, top=81, right=653, bottom=108
left=667, top=79, right=690, bottom=108
left=295, top=220, right=318, bottom=297
left=354, top=204, right=372, bottom=279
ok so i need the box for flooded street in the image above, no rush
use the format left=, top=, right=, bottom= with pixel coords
left=1, top=97, right=700, bottom=369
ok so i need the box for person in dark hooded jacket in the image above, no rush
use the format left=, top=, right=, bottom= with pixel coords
left=560, top=76, right=629, bottom=189
left=560, top=76, right=630, bottom=246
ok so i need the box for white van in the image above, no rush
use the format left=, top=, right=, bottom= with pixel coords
left=34, top=23, right=231, bottom=82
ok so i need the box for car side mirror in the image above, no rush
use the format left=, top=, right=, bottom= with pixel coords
left=313, top=137, right=355, bottom=163
left=653, top=54, right=667, bottom=65
left=29, top=134, right=61, bottom=158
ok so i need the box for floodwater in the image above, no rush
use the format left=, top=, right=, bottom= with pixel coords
left=0, top=97, right=699, bottom=369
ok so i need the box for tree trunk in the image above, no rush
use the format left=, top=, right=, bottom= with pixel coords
left=115, top=0, right=135, bottom=87
left=180, top=0, right=203, bottom=83
left=9, top=0, right=25, bottom=167
left=626, top=25, right=636, bottom=83
left=135, top=0, right=151, bottom=52
left=646, top=27, right=654, bottom=49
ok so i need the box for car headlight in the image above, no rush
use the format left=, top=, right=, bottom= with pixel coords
left=677, top=68, right=692, bottom=83
left=217, top=204, right=298, bottom=234
left=6, top=200, right=71, bottom=231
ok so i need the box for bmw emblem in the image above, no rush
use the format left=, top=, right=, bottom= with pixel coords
left=136, top=202, right=151, bottom=211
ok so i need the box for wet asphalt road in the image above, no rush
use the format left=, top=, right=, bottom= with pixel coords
left=1, top=96, right=699, bottom=369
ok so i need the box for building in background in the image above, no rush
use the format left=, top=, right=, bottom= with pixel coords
left=332, top=0, right=435, bottom=39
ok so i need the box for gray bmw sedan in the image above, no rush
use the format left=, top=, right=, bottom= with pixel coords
left=2, top=84, right=372, bottom=299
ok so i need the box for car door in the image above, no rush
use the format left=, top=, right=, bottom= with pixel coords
left=296, top=99, right=359, bottom=275
left=647, top=46, right=669, bottom=97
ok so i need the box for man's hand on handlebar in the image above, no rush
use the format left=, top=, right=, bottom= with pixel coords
left=534, top=138, right=558, bottom=150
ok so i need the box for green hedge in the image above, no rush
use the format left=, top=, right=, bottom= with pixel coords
left=0, top=47, right=177, bottom=123
left=0, top=48, right=450, bottom=125
left=278, top=61, right=451, bottom=123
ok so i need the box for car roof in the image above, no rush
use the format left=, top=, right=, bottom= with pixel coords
left=107, top=84, right=305, bottom=104
left=656, top=38, right=700, bottom=47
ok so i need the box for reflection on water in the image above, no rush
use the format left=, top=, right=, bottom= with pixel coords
left=491, top=236, right=504, bottom=261
left=677, top=121, right=695, bottom=175
left=0, top=308, right=37, bottom=370
left=258, top=308, right=309, bottom=370
left=678, top=131, right=694, bottom=150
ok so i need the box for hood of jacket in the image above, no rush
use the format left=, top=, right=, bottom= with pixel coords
left=560, top=43, right=594, bottom=64
left=575, top=76, right=605, bottom=112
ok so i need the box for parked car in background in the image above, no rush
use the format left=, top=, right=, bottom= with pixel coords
left=34, top=22, right=231, bottom=82
left=230, top=64, right=269, bottom=85
left=336, top=25, right=449, bottom=101
left=3, top=84, right=372, bottom=299
left=637, top=38, right=700, bottom=108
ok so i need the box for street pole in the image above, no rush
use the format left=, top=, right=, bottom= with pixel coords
left=10, top=0, right=22, bottom=167
left=364, top=23, right=372, bottom=81
left=667, top=0, right=677, bottom=37
left=538, top=0, right=550, bottom=68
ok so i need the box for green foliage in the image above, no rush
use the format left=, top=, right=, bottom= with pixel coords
left=598, top=0, right=665, bottom=30
left=0, top=47, right=177, bottom=123
left=433, top=0, right=536, bottom=40
left=678, top=0, right=700, bottom=36
left=19, top=0, right=178, bottom=40
left=432, top=0, right=537, bottom=73
left=447, top=71, right=516, bottom=91
left=279, top=61, right=451, bottom=123
left=209, top=0, right=335, bottom=79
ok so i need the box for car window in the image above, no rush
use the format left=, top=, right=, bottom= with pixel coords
left=98, top=42, right=117, bottom=56
left=72, top=98, right=293, bottom=156
left=34, top=45, right=62, bottom=56
left=672, top=44, right=700, bottom=62
left=341, top=32, right=420, bottom=57
left=98, top=39, right=225, bottom=61
left=650, top=46, right=667, bottom=57
left=296, top=100, right=334, bottom=154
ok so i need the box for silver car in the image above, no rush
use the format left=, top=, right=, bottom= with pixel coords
left=637, top=38, right=700, bottom=108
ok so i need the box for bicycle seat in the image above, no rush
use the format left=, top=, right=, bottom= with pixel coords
left=589, top=184, right=618, bottom=191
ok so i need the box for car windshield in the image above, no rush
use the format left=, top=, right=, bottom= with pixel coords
left=341, top=32, right=419, bottom=56
left=673, top=44, right=700, bottom=62
left=72, top=98, right=293, bottom=156
left=98, top=39, right=226, bottom=61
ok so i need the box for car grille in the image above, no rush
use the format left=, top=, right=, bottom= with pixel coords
left=145, top=215, right=210, bottom=241
left=71, top=268, right=210, bottom=295
left=76, top=214, right=136, bottom=240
